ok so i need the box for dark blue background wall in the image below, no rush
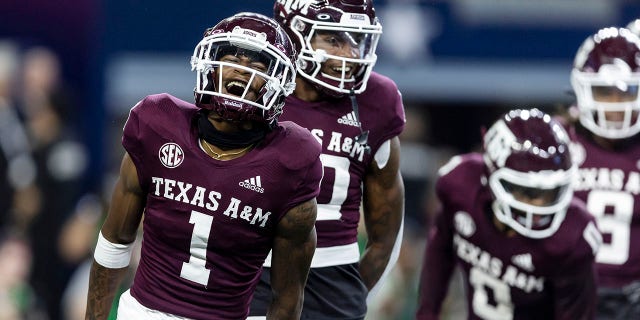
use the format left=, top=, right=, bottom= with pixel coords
left=1, top=0, right=639, bottom=188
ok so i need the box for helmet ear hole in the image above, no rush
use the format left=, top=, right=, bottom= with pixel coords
left=294, top=20, right=306, bottom=32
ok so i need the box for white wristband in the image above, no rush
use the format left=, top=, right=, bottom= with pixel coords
left=94, top=231, right=133, bottom=268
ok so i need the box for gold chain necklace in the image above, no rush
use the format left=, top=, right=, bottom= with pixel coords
left=202, top=139, right=253, bottom=160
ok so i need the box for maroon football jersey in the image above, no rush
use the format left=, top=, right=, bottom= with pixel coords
left=417, top=153, right=599, bottom=320
left=566, top=124, right=640, bottom=288
left=279, top=72, right=405, bottom=254
left=121, top=93, right=322, bottom=319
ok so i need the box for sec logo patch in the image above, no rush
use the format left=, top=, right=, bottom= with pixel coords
left=454, top=211, right=476, bottom=237
left=159, top=143, right=184, bottom=168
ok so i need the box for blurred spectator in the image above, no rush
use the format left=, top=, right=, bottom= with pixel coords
left=60, top=182, right=142, bottom=320
left=398, top=106, right=455, bottom=229
left=61, top=259, right=92, bottom=320
left=15, top=46, right=89, bottom=320
left=0, top=232, right=47, bottom=319
left=59, top=192, right=105, bottom=320
left=0, top=41, right=37, bottom=231
left=58, top=194, right=102, bottom=270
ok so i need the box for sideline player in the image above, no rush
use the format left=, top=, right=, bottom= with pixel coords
left=416, top=108, right=601, bottom=319
left=566, top=26, right=640, bottom=319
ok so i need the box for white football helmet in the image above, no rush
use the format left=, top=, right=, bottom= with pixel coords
left=273, top=0, right=382, bottom=96
left=483, top=109, right=575, bottom=239
left=571, top=27, right=640, bottom=139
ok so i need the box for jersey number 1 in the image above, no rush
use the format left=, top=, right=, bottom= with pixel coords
left=180, top=210, right=213, bottom=286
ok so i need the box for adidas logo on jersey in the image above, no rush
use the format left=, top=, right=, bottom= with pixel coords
left=337, top=111, right=361, bottom=127
left=239, top=176, right=264, bottom=193
left=511, top=253, right=534, bottom=272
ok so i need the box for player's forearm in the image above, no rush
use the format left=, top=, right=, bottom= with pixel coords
left=361, top=164, right=404, bottom=289
left=267, top=244, right=313, bottom=320
left=266, top=292, right=304, bottom=320
left=85, top=260, right=128, bottom=320
left=268, top=217, right=315, bottom=320
left=359, top=240, right=396, bottom=289
left=360, top=194, right=403, bottom=290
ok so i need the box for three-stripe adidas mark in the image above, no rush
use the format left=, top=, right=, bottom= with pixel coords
left=239, top=175, right=264, bottom=193
left=337, top=111, right=361, bottom=127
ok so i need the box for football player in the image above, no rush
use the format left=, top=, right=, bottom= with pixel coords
left=85, top=13, right=323, bottom=320
left=416, top=108, right=601, bottom=320
left=249, top=0, right=406, bottom=319
left=565, top=26, right=640, bottom=319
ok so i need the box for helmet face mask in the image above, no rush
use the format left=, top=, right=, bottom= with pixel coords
left=488, top=167, right=573, bottom=239
left=191, top=13, right=296, bottom=127
left=628, top=19, right=640, bottom=37
left=274, top=0, right=382, bottom=96
left=571, top=27, right=640, bottom=140
left=483, top=109, right=575, bottom=239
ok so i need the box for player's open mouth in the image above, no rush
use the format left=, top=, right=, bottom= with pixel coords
left=330, top=66, right=353, bottom=77
left=331, top=66, right=352, bottom=73
left=226, top=81, right=247, bottom=96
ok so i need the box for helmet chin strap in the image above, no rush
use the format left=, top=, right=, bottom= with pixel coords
left=349, top=88, right=371, bottom=154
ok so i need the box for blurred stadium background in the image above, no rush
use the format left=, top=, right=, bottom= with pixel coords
left=3, top=0, right=639, bottom=182
left=1, top=0, right=639, bottom=319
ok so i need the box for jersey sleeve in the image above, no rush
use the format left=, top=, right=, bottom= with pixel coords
left=122, top=99, right=149, bottom=190
left=553, top=205, right=599, bottom=320
left=279, top=125, right=324, bottom=214
left=379, top=85, right=405, bottom=144
left=416, top=173, right=458, bottom=319
left=286, top=156, right=323, bottom=213
left=366, top=73, right=406, bottom=155
left=553, top=260, right=597, bottom=320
